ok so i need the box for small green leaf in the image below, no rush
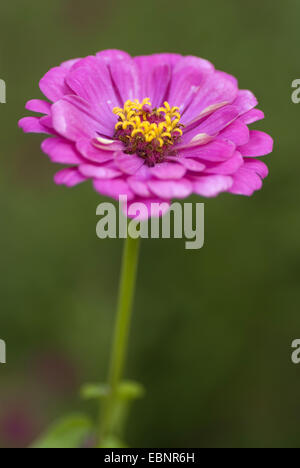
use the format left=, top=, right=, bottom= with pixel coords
left=80, top=383, right=109, bottom=400
left=31, top=414, right=92, bottom=449
left=80, top=380, right=145, bottom=401
left=118, top=380, right=145, bottom=400
left=98, top=436, right=129, bottom=448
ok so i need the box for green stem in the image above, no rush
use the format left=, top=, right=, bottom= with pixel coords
left=100, top=235, right=141, bottom=443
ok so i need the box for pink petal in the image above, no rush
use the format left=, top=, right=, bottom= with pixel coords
left=52, top=95, right=108, bottom=141
left=232, top=90, right=258, bottom=116
left=76, top=138, right=114, bottom=163
left=168, top=56, right=214, bottom=111
left=218, top=120, right=250, bottom=146
left=182, top=106, right=240, bottom=145
left=92, top=137, right=123, bottom=152
left=78, top=164, right=121, bottom=179
left=65, top=56, right=119, bottom=129
left=42, top=137, right=84, bottom=164
left=229, top=166, right=263, bottom=196
left=192, top=175, right=233, bottom=197
left=60, top=58, right=81, bottom=69
left=148, top=179, right=192, bottom=199
left=39, top=66, right=73, bottom=102
left=18, top=117, right=50, bottom=134
left=25, top=99, right=51, bottom=115
left=39, top=115, right=54, bottom=131
left=149, top=162, right=187, bottom=180
left=239, top=109, right=265, bottom=125
left=54, top=167, right=87, bottom=187
left=179, top=140, right=236, bottom=162
left=115, top=152, right=145, bottom=175
left=183, top=102, right=230, bottom=131
left=127, top=177, right=152, bottom=197
left=134, top=52, right=182, bottom=70
left=238, top=130, right=273, bottom=157
left=203, top=151, right=244, bottom=175
left=178, top=133, right=213, bottom=149
left=243, top=159, right=269, bottom=179
left=134, top=56, right=171, bottom=107
left=196, top=105, right=240, bottom=136
left=93, top=178, right=134, bottom=200
left=174, top=158, right=206, bottom=172
left=96, top=49, right=132, bottom=60
left=97, top=50, right=141, bottom=103
left=182, top=71, right=238, bottom=124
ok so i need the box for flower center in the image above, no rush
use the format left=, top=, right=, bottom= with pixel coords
left=112, top=98, right=183, bottom=166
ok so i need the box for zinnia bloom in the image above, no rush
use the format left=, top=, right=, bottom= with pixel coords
left=19, top=49, right=273, bottom=218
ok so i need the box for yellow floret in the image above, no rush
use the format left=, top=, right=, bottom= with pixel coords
left=113, top=98, right=183, bottom=147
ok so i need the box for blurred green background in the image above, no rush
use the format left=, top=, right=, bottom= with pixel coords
left=0, top=0, right=299, bottom=448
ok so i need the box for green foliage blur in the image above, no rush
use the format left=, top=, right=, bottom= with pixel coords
left=0, top=0, right=299, bottom=448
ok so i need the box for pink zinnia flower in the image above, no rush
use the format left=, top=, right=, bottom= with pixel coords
left=19, top=49, right=273, bottom=218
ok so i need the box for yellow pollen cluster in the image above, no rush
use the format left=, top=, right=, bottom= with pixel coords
left=113, top=98, right=183, bottom=148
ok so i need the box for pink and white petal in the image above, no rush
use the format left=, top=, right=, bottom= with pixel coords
left=218, top=120, right=250, bottom=146
left=238, top=130, right=273, bottom=157
left=182, top=106, right=240, bottom=144
left=92, top=137, right=123, bottom=152
left=115, top=152, right=145, bottom=175
left=52, top=95, right=107, bottom=141
left=93, top=178, right=134, bottom=200
left=232, top=90, right=258, bottom=116
left=39, top=66, right=73, bottom=102
left=41, top=137, right=84, bottom=164
left=195, top=105, right=240, bottom=136
left=125, top=198, right=171, bottom=220
left=178, top=140, right=236, bottom=162
left=149, top=161, right=186, bottom=180
left=148, top=179, right=193, bottom=200
left=127, top=177, right=152, bottom=198
left=183, top=102, right=230, bottom=131
left=78, top=164, right=121, bottom=179
left=203, top=151, right=244, bottom=175
left=229, top=167, right=263, bottom=196
left=54, top=167, right=87, bottom=187
left=192, top=174, right=233, bottom=197
left=178, top=133, right=213, bottom=149
left=168, top=56, right=214, bottom=112
left=65, top=56, right=119, bottom=130
left=182, top=71, right=238, bottom=124
left=25, top=99, right=51, bottom=115
left=76, top=138, right=114, bottom=163
left=18, top=117, right=51, bottom=134
left=96, top=51, right=140, bottom=103
left=239, top=109, right=265, bottom=125
left=243, top=159, right=269, bottom=179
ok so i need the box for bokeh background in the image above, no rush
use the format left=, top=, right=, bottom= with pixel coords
left=0, top=0, right=299, bottom=448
